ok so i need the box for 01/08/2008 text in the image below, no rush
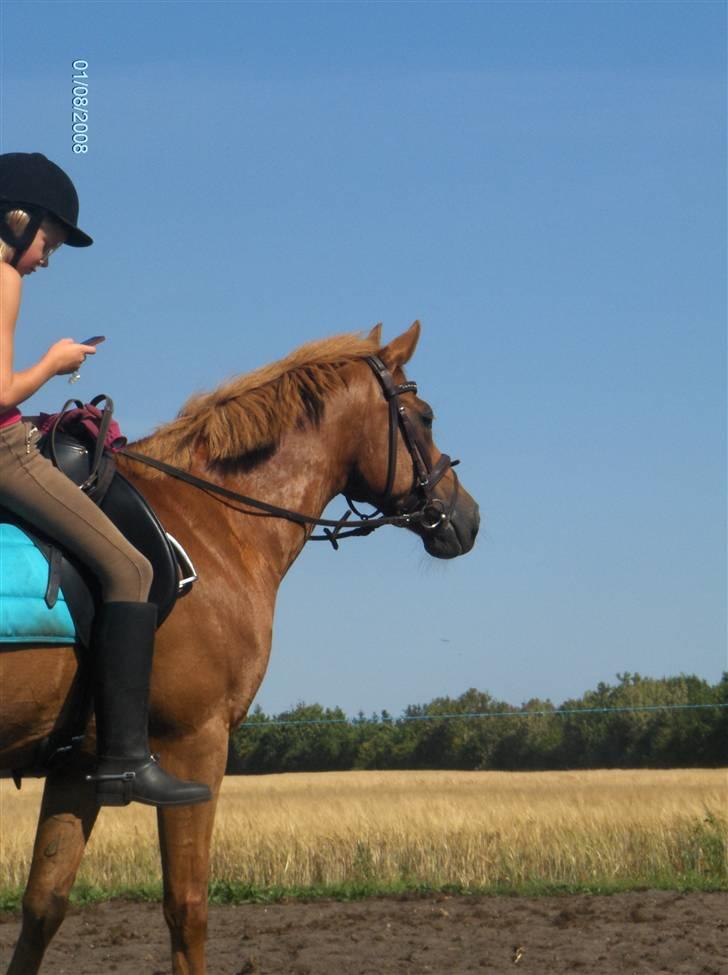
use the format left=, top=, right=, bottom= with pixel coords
left=72, top=59, right=89, bottom=154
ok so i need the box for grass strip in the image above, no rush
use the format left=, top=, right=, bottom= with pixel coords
left=1, top=876, right=726, bottom=914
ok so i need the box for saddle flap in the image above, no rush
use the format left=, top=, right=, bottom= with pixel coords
left=99, top=471, right=179, bottom=621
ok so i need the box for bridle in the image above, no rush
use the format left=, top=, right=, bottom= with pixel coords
left=120, top=355, right=460, bottom=550
left=346, top=355, right=460, bottom=534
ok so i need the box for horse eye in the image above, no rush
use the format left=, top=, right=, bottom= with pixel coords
left=421, top=413, right=434, bottom=430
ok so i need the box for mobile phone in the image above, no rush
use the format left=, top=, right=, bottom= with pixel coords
left=68, top=335, right=106, bottom=383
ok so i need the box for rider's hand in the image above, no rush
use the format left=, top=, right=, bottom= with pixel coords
left=48, top=338, right=98, bottom=377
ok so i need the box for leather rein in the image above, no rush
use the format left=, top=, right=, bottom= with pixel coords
left=119, top=355, right=460, bottom=550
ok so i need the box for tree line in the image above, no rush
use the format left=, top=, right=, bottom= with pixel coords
left=227, top=672, right=727, bottom=774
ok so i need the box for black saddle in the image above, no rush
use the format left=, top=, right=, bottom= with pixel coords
left=0, top=430, right=194, bottom=649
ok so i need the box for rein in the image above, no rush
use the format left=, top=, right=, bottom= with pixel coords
left=119, top=356, right=459, bottom=550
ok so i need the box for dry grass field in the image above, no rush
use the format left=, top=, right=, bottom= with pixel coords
left=1, top=768, right=726, bottom=896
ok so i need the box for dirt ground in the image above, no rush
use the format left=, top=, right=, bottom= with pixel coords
left=1, top=890, right=727, bottom=974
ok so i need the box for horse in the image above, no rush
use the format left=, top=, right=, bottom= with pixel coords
left=0, top=321, right=480, bottom=975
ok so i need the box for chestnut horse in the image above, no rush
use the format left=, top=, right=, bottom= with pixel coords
left=1, top=322, right=479, bottom=975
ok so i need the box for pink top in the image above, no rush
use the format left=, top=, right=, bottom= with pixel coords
left=0, top=408, right=21, bottom=429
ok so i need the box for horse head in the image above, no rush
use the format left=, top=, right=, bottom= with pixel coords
left=345, top=322, right=480, bottom=559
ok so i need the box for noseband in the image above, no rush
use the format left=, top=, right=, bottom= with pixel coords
left=120, top=354, right=461, bottom=550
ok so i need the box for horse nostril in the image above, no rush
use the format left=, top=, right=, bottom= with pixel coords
left=471, top=505, right=481, bottom=540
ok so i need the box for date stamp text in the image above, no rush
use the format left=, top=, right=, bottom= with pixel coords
left=71, top=60, right=89, bottom=154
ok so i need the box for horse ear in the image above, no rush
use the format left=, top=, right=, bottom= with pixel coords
left=379, top=320, right=421, bottom=370
left=368, top=322, right=383, bottom=345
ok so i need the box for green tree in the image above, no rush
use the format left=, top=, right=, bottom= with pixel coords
left=230, top=675, right=726, bottom=773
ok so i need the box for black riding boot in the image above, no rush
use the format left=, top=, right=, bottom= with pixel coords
left=87, top=601, right=212, bottom=808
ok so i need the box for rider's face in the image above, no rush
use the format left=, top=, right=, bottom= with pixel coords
left=15, top=220, right=67, bottom=276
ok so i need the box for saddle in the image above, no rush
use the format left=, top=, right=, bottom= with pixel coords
left=0, top=406, right=197, bottom=649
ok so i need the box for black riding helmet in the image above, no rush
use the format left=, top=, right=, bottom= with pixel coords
left=0, top=152, right=93, bottom=268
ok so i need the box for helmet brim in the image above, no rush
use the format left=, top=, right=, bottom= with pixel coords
left=62, top=223, right=93, bottom=247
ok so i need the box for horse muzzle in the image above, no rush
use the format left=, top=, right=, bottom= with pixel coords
left=422, top=500, right=480, bottom=558
left=403, top=473, right=480, bottom=558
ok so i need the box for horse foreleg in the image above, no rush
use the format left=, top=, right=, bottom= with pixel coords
left=156, top=735, right=226, bottom=975
left=7, top=768, right=99, bottom=975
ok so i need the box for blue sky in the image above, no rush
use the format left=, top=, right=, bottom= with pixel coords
left=1, top=1, right=725, bottom=716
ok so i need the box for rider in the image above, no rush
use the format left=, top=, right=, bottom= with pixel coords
left=0, top=151, right=210, bottom=808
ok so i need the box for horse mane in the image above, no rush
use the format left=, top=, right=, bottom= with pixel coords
left=130, top=331, right=381, bottom=476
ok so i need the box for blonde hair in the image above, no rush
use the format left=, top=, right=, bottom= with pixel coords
left=0, top=208, right=31, bottom=264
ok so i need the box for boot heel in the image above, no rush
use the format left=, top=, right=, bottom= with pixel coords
left=95, top=783, right=130, bottom=807
left=86, top=770, right=134, bottom=806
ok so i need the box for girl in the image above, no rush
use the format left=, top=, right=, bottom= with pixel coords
left=0, top=151, right=210, bottom=807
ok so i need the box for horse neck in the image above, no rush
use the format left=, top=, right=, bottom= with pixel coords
left=196, top=377, right=365, bottom=577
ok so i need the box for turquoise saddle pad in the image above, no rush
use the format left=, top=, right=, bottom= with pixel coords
left=0, top=523, right=76, bottom=643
